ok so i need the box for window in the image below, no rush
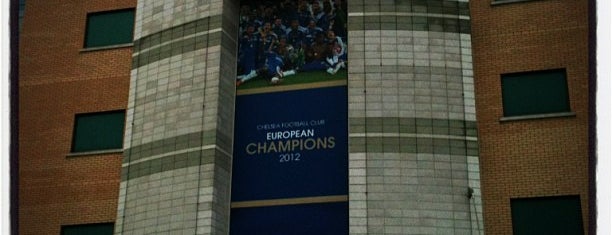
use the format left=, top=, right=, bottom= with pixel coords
left=511, top=195, right=584, bottom=235
left=84, top=9, right=135, bottom=48
left=71, top=110, right=125, bottom=153
left=501, top=69, right=570, bottom=117
left=61, top=223, right=114, bottom=235
left=491, top=0, right=544, bottom=6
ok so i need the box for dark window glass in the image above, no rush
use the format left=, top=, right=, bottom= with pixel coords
left=72, top=111, right=125, bottom=152
left=501, top=69, right=570, bottom=117
left=61, top=223, right=114, bottom=235
left=511, top=195, right=584, bottom=235
left=84, top=9, right=135, bottom=48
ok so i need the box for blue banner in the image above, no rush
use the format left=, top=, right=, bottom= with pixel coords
left=230, top=202, right=348, bottom=235
left=231, top=86, right=348, bottom=202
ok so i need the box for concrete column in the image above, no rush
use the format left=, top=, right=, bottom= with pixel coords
left=346, top=0, right=483, bottom=234
left=115, top=0, right=238, bottom=234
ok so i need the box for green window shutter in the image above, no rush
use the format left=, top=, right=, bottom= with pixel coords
left=501, top=69, right=570, bottom=117
left=61, top=223, right=114, bottom=235
left=511, top=195, right=584, bottom=235
left=72, top=111, right=125, bottom=152
left=84, top=9, right=135, bottom=48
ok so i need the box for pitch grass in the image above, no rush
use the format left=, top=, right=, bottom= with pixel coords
left=237, top=70, right=347, bottom=90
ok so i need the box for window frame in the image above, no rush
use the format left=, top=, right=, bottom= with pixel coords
left=510, top=195, right=584, bottom=235
left=82, top=8, right=135, bottom=50
left=491, top=0, right=546, bottom=6
left=499, top=68, right=574, bottom=122
left=69, top=110, right=126, bottom=155
left=61, top=222, right=115, bottom=235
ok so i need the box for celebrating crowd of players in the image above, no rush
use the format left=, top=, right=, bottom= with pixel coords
left=236, top=0, right=348, bottom=86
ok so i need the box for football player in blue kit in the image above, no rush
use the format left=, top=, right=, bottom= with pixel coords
left=325, top=30, right=346, bottom=75
left=236, top=24, right=261, bottom=86
left=237, top=24, right=297, bottom=86
left=286, top=19, right=306, bottom=50
left=304, top=19, right=323, bottom=45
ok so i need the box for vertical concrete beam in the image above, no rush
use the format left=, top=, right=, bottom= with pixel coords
left=346, top=0, right=483, bottom=234
left=116, top=0, right=238, bottom=234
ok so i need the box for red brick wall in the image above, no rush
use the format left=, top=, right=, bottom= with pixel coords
left=470, top=0, right=590, bottom=234
left=18, top=0, right=135, bottom=234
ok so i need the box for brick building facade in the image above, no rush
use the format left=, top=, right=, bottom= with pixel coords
left=17, top=0, right=591, bottom=234
left=18, top=0, right=134, bottom=234
left=471, top=0, right=590, bottom=234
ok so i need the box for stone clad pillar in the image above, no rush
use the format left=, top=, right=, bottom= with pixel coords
left=115, top=0, right=238, bottom=234
left=346, top=0, right=484, bottom=234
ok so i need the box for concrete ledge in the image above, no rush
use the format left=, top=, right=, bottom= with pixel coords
left=499, top=112, right=576, bottom=122
left=491, top=0, right=544, bottom=6
left=67, top=149, right=123, bottom=158
left=79, top=43, right=133, bottom=52
left=231, top=195, right=348, bottom=209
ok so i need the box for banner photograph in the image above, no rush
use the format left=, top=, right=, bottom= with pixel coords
left=235, top=0, right=347, bottom=92
left=231, top=1, right=348, bottom=234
